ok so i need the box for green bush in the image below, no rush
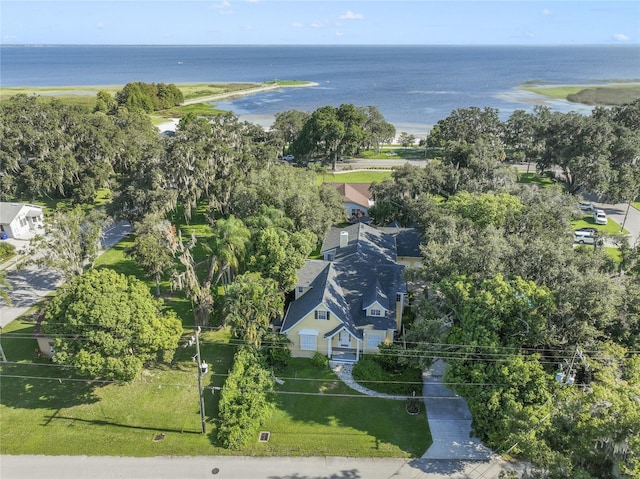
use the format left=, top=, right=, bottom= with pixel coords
left=352, top=355, right=423, bottom=396
left=0, top=241, right=16, bottom=261
left=261, top=332, right=291, bottom=370
left=312, top=352, right=329, bottom=368
left=217, top=347, right=275, bottom=449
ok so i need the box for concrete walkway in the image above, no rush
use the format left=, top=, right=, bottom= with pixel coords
left=421, top=359, right=494, bottom=461
left=331, top=359, right=494, bottom=461
left=330, top=361, right=406, bottom=400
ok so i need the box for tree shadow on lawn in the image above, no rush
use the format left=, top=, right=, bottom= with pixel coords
left=42, top=413, right=201, bottom=436
left=0, top=364, right=102, bottom=411
left=0, top=322, right=102, bottom=410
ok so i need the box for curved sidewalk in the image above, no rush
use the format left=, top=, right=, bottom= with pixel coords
left=331, top=359, right=494, bottom=461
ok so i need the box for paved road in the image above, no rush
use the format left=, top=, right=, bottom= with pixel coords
left=0, top=221, right=132, bottom=328
left=0, top=454, right=526, bottom=479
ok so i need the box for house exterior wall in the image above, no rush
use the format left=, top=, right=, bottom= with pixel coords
left=0, top=204, right=44, bottom=239
left=361, top=327, right=392, bottom=354
left=344, top=200, right=368, bottom=218
left=284, top=304, right=342, bottom=358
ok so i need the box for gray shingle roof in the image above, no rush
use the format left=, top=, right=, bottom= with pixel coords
left=284, top=224, right=412, bottom=338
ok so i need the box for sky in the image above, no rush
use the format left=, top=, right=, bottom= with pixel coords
left=2, top=0, right=639, bottom=46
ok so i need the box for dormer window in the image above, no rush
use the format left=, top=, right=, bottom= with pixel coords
left=369, top=308, right=382, bottom=317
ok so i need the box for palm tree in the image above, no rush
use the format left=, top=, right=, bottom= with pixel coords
left=223, top=273, right=283, bottom=348
left=209, top=216, right=251, bottom=290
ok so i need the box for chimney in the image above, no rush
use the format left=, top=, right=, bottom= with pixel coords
left=339, top=230, right=349, bottom=248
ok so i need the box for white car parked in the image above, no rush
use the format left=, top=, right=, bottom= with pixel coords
left=574, top=230, right=596, bottom=244
left=593, top=209, right=607, bottom=225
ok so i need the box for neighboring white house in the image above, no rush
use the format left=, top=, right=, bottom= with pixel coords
left=0, top=202, right=45, bottom=239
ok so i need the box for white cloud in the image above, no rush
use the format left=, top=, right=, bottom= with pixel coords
left=335, top=31, right=344, bottom=37
left=614, top=33, right=631, bottom=41
left=310, top=22, right=325, bottom=29
left=211, top=1, right=232, bottom=11
left=96, top=22, right=105, bottom=29
left=541, top=9, right=551, bottom=16
left=292, top=22, right=304, bottom=28
left=339, top=10, right=363, bottom=20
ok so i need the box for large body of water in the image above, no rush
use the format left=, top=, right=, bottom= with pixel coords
left=2, top=45, right=639, bottom=135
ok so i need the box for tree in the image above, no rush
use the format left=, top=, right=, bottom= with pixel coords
left=42, top=268, right=182, bottom=381
left=427, top=106, right=504, bottom=148
left=126, top=214, right=179, bottom=297
left=398, top=132, right=416, bottom=147
left=224, top=272, right=284, bottom=348
left=271, top=109, right=310, bottom=156
left=361, top=105, right=395, bottom=153
left=538, top=112, right=615, bottom=195
left=28, top=207, right=111, bottom=281
left=210, top=216, right=252, bottom=288
left=247, top=226, right=315, bottom=291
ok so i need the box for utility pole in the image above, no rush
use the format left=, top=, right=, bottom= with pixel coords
left=195, top=326, right=206, bottom=434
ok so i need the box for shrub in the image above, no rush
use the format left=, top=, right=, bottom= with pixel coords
left=352, top=355, right=423, bottom=396
left=0, top=242, right=16, bottom=261
left=261, top=332, right=291, bottom=370
left=217, top=347, right=275, bottom=449
left=312, top=352, right=329, bottom=368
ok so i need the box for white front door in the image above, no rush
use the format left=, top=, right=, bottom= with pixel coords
left=339, top=331, right=351, bottom=347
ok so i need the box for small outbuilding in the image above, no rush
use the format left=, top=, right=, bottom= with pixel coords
left=0, top=202, right=45, bottom=239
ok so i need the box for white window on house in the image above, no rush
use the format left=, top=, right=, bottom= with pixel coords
left=369, top=308, right=382, bottom=317
left=315, top=310, right=329, bottom=320
left=297, top=286, right=304, bottom=293
left=351, top=208, right=360, bottom=216
left=300, top=334, right=317, bottom=351
left=19, top=217, right=27, bottom=227
left=367, top=334, right=383, bottom=349
left=396, top=293, right=403, bottom=303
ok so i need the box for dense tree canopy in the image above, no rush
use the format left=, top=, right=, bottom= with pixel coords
left=43, top=269, right=182, bottom=381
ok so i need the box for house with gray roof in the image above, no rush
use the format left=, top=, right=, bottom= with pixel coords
left=280, top=223, right=422, bottom=362
left=0, top=202, right=45, bottom=240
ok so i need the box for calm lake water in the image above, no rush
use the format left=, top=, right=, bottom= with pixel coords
left=2, top=45, right=639, bottom=134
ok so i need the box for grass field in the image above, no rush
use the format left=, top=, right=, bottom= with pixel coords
left=520, top=83, right=640, bottom=106
left=0, top=320, right=429, bottom=457
left=319, top=171, right=393, bottom=185
left=572, top=215, right=628, bottom=236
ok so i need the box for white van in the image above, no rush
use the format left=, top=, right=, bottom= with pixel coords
left=593, top=209, right=607, bottom=225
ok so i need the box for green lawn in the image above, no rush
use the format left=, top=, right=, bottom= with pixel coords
left=360, top=147, right=430, bottom=160
left=319, top=171, right=392, bottom=185
left=0, top=198, right=430, bottom=458
left=572, top=215, right=629, bottom=236
left=0, top=320, right=429, bottom=457
left=250, top=358, right=431, bottom=457
left=518, top=172, right=557, bottom=188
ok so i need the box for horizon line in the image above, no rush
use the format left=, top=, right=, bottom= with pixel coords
left=3, top=43, right=639, bottom=48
